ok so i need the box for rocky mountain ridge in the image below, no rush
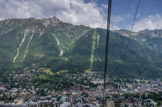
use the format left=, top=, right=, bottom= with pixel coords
left=0, top=17, right=162, bottom=78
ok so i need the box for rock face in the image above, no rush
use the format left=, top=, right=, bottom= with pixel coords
left=42, top=16, right=61, bottom=27
left=0, top=17, right=162, bottom=78
left=116, top=29, right=162, bottom=52
left=115, top=29, right=138, bottom=37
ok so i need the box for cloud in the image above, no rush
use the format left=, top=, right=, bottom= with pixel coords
left=112, top=16, right=124, bottom=24
left=110, top=14, right=132, bottom=30
left=101, top=4, right=108, bottom=10
left=110, top=14, right=162, bottom=32
left=0, top=0, right=107, bottom=28
left=1, top=0, right=161, bottom=31
left=133, top=14, right=162, bottom=31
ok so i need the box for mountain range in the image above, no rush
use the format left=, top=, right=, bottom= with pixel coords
left=0, top=17, right=162, bottom=79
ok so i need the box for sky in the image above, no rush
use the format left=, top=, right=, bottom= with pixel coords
left=0, top=0, right=162, bottom=32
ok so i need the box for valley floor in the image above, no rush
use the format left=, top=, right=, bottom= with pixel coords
left=0, top=68, right=162, bottom=107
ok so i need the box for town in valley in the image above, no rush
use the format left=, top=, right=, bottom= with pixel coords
left=0, top=68, right=162, bottom=107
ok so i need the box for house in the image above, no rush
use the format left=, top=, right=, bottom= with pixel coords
left=14, top=97, right=24, bottom=105
left=142, top=99, right=157, bottom=107
left=60, top=95, right=69, bottom=102
left=53, top=101, right=61, bottom=107
left=60, top=102, right=71, bottom=107
left=0, top=86, right=6, bottom=92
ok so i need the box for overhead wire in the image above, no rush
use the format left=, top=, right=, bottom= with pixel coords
left=102, top=0, right=141, bottom=106
left=122, top=0, right=141, bottom=61
left=102, top=0, right=112, bottom=106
